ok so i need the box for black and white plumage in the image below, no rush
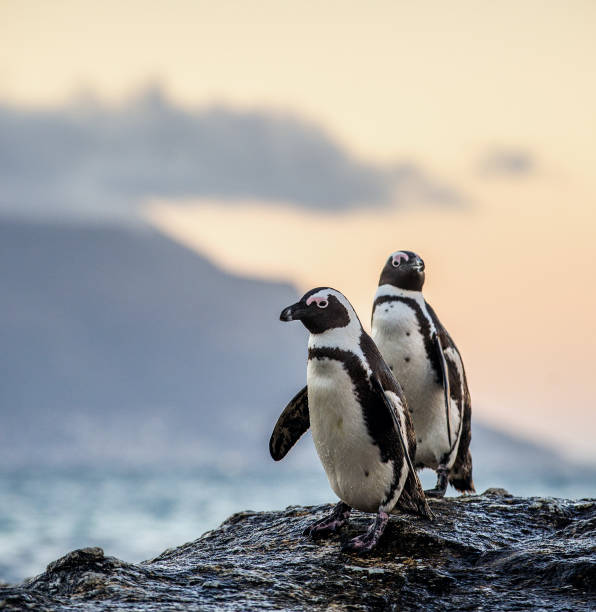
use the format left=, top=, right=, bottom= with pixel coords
left=372, top=251, right=474, bottom=497
left=274, top=287, right=431, bottom=552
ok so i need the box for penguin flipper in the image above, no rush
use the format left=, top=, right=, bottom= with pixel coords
left=448, top=382, right=475, bottom=493
left=370, top=375, right=416, bottom=477
left=269, top=386, right=310, bottom=461
left=432, top=331, right=453, bottom=448
left=370, top=376, right=433, bottom=520
left=425, top=301, right=473, bottom=491
left=395, top=471, right=434, bottom=519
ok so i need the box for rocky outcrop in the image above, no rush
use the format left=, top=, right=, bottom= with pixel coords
left=1, top=490, right=594, bottom=611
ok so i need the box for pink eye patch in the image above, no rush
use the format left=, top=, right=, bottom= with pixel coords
left=306, top=296, right=328, bottom=307
left=392, top=252, right=409, bottom=266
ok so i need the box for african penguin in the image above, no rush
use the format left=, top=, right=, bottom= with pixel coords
left=371, top=250, right=474, bottom=497
left=275, top=287, right=431, bottom=552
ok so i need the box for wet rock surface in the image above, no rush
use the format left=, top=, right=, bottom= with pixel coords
left=1, top=489, right=594, bottom=611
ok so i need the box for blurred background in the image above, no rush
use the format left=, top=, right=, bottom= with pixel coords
left=1, top=0, right=595, bottom=583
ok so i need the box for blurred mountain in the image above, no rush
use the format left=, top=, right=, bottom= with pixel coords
left=0, top=218, right=308, bottom=467
left=0, top=218, right=593, bottom=497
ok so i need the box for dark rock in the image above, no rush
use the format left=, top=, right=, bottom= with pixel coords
left=1, top=491, right=595, bottom=611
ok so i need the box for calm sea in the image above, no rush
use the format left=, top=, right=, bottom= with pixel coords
left=0, top=464, right=594, bottom=584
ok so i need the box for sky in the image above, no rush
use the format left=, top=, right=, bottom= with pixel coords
left=1, top=0, right=595, bottom=460
left=2, top=1, right=595, bottom=169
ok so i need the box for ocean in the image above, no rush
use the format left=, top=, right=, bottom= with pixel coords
left=0, top=466, right=331, bottom=584
left=1, top=461, right=594, bottom=584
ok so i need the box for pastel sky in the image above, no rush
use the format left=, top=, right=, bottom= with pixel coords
left=2, top=1, right=595, bottom=460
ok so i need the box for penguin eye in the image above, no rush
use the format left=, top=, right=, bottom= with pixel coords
left=392, top=259, right=401, bottom=268
left=317, top=299, right=328, bottom=309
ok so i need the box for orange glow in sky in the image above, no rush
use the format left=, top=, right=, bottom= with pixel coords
left=2, top=0, right=595, bottom=459
left=146, top=170, right=596, bottom=461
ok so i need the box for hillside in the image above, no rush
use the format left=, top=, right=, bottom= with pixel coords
left=0, top=218, right=305, bottom=466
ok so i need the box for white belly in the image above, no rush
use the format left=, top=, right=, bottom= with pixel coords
left=307, top=358, right=394, bottom=512
left=372, top=302, right=461, bottom=469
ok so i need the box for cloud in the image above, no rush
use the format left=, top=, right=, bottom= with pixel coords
left=479, top=150, right=535, bottom=177
left=0, top=86, right=457, bottom=221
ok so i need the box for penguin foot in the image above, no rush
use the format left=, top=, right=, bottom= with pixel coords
left=341, top=510, right=389, bottom=554
left=303, top=501, right=351, bottom=538
left=424, top=466, right=449, bottom=498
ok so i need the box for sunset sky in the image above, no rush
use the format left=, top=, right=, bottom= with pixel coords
left=2, top=0, right=595, bottom=460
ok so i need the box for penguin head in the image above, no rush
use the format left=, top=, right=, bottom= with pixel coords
left=280, top=287, right=358, bottom=334
left=379, top=250, right=425, bottom=291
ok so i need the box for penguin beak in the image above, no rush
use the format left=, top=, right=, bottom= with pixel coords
left=280, top=301, right=306, bottom=322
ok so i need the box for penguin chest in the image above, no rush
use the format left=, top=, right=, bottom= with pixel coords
left=372, top=301, right=435, bottom=404
left=306, top=358, right=394, bottom=513
left=372, top=302, right=455, bottom=467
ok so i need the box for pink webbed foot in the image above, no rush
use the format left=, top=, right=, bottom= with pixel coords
left=341, top=510, right=389, bottom=553
left=303, top=502, right=351, bottom=538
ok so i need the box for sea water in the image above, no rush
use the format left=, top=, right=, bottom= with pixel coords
left=1, top=463, right=594, bottom=584
left=0, top=466, right=331, bottom=584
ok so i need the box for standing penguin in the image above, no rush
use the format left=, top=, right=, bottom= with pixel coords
left=371, top=251, right=474, bottom=497
left=275, top=287, right=431, bottom=552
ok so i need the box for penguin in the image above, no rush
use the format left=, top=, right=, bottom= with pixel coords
left=275, top=287, right=432, bottom=552
left=371, top=250, right=474, bottom=497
